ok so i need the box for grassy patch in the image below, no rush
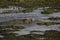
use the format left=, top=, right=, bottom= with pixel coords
left=41, top=9, right=54, bottom=14
left=6, top=19, right=33, bottom=24
left=44, top=30, right=60, bottom=40
left=0, top=34, right=41, bottom=40
left=0, top=26, right=25, bottom=30
left=48, top=17, right=60, bottom=20
left=37, top=22, right=60, bottom=26
left=22, top=8, right=33, bottom=13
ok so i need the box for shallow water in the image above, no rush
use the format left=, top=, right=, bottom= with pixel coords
left=0, top=8, right=60, bottom=40
left=0, top=8, right=60, bottom=22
